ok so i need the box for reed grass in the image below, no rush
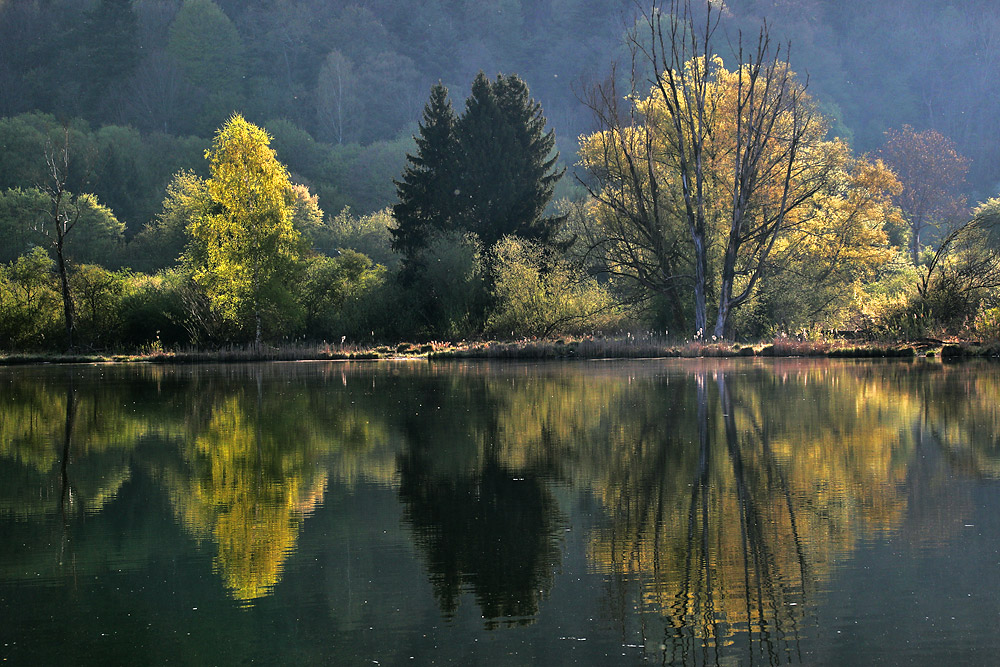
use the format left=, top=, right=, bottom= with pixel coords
left=2, top=336, right=991, bottom=366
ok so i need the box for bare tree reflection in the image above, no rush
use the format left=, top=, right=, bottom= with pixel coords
left=588, top=364, right=921, bottom=665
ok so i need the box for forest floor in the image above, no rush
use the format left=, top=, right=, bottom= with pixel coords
left=0, top=336, right=996, bottom=365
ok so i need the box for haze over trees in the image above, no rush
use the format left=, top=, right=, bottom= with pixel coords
left=1, top=0, right=1000, bottom=348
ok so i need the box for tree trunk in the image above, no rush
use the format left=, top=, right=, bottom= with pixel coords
left=59, top=383, right=78, bottom=521
left=55, top=236, right=75, bottom=350
left=255, top=305, right=262, bottom=349
left=910, top=218, right=922, bottom=266
left=693, top=234, right=708, bottom=338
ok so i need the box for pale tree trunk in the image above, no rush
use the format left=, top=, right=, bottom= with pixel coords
left=255, top=307, right=262, bottom=349
left=910, top=215, right=924, bottom=266
left=42, top=127, right=82, bottom=351
left=712, top=35, right=818, bottom=339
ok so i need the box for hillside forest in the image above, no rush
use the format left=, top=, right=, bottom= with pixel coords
left=2, top=0, right=1000, bottom=350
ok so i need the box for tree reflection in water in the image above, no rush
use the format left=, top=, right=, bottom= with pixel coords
left=586, top=363, right=926, bottom=665
left=0, top=359, right=995, bottom=647
left=398, top=428, right=564, bottom=627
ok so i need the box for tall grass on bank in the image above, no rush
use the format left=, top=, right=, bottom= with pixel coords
left=4, top=336, right=996, bottom=365
left=426, top=336, right=922, bottom=360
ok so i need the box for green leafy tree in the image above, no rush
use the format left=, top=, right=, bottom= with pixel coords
left=320, top=207, right=397, bottom=270
left=287, top=183, right=326, bottom=245
left=0, top=248, right=61, bottom=349
left=404, top=231, right=489, bottom=338
left=0, top=187, right=47, bottom=263
left=453, top=72, right=564, bottom=249
left=71, top=264, right=132, bottom=347
left=485, top=236, right=622, bottom=338
left=130, top=170, right=209, bottom=273
left=353, top=50, right=423, bottom=143
left=186, top=114, right=300, bottom=346
left=296, top=250, right=383, bottom=337
left=0, top=187, right=124, bottom=266
left=90, top=125, right=157, bottom=236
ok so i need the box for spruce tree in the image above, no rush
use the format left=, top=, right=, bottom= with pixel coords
left=391, top=81, right=457, bottom=264
left=392, top=74, right=564, bottom=266
left=453, top=72, right=564, bottom=249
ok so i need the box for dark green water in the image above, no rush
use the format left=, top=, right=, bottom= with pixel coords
left=2, top=359, right=1000, bottom=665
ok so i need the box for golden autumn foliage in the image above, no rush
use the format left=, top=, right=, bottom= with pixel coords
left=579, top=54, right=905, bottom=336
left=581, top=363, right=924, bottom=645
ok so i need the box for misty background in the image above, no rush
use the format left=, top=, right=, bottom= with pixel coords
left=0, top=0, right=995, bottom=234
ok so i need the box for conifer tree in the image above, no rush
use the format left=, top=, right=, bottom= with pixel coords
left=391, top=81, right=457, bottom=265
left=453, top=72, right=564, bottom=249
left=393, top=74, right=564, bottom=266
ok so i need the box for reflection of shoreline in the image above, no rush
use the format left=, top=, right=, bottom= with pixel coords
left=0, top=360, right=992, bottom=622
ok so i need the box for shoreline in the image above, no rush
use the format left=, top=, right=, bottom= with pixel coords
left=1, top=338, right=996, bottom=365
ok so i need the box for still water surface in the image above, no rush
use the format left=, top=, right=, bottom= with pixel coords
left=2, top=359, right=1000, bottom=665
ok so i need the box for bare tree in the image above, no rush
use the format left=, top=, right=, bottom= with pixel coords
left=917, top=199, right=1000, bottom=303
left=38, top=127, right=83, bottom=349
left=316, top=50, right=358, bottom=145
left=580, top=0, right=825, bottom=338
left=713, top=34, right=822, bottom=339
left=577, top=63, right=694, bottom=331
left=878, top=125, right=970, bottom=266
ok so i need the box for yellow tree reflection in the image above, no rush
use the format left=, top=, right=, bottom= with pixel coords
left=161, top=377, right=330, bottom=604
left=585, top=362, right=922, bottom=661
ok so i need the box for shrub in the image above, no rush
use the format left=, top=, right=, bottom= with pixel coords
left=974, top=307, right=1000, bottom=341
left=484, top=236, right=624, bottom=338
left=0, top=248, right=62, bottom=349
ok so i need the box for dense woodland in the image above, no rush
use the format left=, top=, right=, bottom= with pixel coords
left=2, top=0, right=1000, bottom=350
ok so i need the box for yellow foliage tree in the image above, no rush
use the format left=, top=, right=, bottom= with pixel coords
left=187, top=114, right=300, bottom=346
left=578, top=1, right=903, bottom=337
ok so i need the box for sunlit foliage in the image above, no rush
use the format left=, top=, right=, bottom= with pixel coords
left=186, top=115, right=301, bottom=345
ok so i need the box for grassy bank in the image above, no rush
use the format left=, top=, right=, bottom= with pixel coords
left=3, top=336, right=999, bottom=365
left=426, top=337, right=926, bottom=360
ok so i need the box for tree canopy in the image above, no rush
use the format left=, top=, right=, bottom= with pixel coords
left=578, top=1, right=904, bottom=338
left=186, top=114, right=300, bottom=346
left=393, top=73, right=564, bottom=266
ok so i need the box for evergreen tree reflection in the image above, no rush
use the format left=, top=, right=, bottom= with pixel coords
left=397, top=397, right=564, bottom=628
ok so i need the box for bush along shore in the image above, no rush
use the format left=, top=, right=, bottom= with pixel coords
left=2, top=337, right=999, bottom=365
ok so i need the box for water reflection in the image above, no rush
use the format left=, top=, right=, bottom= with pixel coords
left=0, top=371, right=136, bottom=519
left=158, top=375, right=330, bottom=603
left=399, top=453, right=563, bottom=627
left=0, top=360, right=997, bottom=660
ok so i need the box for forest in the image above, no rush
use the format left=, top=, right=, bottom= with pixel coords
left=2, top=0, right=1000, bottom=351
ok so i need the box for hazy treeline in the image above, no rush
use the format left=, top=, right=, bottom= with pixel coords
left=4, top=0, right=1000, bottom=212
left=3, top=0, right=1000, bottom=349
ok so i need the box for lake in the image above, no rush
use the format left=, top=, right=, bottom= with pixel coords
left=2, top=358, right=1000, bottom=665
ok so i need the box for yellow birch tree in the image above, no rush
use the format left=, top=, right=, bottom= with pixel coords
left=187, top=114, right=300, bottom=346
